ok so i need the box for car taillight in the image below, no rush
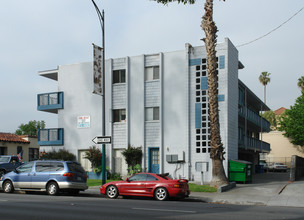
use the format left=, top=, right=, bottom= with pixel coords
left=63, top=172, right=75, bottom=177
left=173, top=184, right=181, bottom=188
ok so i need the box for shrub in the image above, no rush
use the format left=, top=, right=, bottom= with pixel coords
left=40, top=149, right=76, bottom=161
left=84, top=146, right=102, bottom=170
left=122, top=145, right=142, bottom=168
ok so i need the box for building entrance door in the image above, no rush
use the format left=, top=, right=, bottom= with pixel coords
left=149, top=148, right=159, bottom=174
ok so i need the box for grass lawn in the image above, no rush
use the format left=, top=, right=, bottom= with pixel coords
left=87, top=179, right=217, bottom=192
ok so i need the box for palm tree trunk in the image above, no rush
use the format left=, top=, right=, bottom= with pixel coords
left=201, top=0, right=229, bottom=187
left=264, top=85, right=266, bottom=104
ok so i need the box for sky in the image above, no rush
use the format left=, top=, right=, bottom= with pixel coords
left=1, top=0, right=303, bottom=133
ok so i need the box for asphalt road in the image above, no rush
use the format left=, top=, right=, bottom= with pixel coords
left=1, top=192, right=304, bottom=220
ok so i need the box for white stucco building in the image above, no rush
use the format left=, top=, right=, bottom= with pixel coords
left=37, top=38, right=270, bottom=183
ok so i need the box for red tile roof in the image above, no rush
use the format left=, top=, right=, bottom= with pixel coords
left=274, top=107, right=286, bottom=116
left=0, top=133, right=30, bottom=144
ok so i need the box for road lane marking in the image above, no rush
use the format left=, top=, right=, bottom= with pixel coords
left=132, top=208, right=196, bottom=213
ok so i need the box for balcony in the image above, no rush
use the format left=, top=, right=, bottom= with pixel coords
left=239, top=136, right=270, bottom=153
left=239, top=106, right=270, bottom=132
left=38, top=128, right=64, bottom=146
left=37, top=92, right=63, bottom=114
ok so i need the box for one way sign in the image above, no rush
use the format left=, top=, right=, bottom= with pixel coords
left=92, top=136, right=111, bottom=144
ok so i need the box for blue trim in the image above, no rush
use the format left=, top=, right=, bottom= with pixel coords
left=218, top=94, right=225, bottom=102
left=38, top=128, right=64, bottom=146
left=195, top=103, right=201, bottom=129
left=189, top=58, right=201, bottom=66
left=37, top=92, right=64, bottom=112
left=201, top=77, right=208, bottom=90
left=219, top=55, right=225, bottom=69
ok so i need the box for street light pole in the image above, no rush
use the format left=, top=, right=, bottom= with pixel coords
left=91, top=0, right=106, bottom=185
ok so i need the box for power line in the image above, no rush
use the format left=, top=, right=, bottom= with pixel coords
left=237, top=6, right=304, bottom=48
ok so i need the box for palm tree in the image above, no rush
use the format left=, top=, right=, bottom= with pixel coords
left=297, top=76, right=304, bottom=91
left=259, top=71, right=271, bottom=104
left=154, top=0, right=228, bottom=187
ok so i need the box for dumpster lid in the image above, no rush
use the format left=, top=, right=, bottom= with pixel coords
left=229, top=159, right=252, bottom=165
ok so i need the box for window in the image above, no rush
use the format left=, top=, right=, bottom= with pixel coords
left=146, top=174, right=158, bottom=181
left=145, top=66, right=159, bottom=81
left=0, top=147, right=7, bottom=155
left=16, top=162, right=34, bottom=173
left=145, top=107, right=159, bottom=121
left=113, top=69, right=126, bottom=84
left=50, top=162, right=64, bottom=171
left=36, top=162, right=52, bottom=172
left=129, top=174, right=147, bottom=181
left=29, top=148, right=39, bottom=161
left=113, top=109, right=126, bottom=123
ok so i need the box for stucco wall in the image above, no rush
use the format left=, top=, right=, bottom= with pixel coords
left=263, top=131, right=304, bottom=159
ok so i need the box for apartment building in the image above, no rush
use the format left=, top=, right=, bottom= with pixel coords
left=37, top=38, right=270, bottom=183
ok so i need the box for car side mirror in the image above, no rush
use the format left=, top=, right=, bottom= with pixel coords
left=14, top=168, right=19, bottom=174
left=126, top=178, right=130, bottom=182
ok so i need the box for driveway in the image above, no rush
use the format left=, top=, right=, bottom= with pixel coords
left=191, top=171, right=304, bottom=207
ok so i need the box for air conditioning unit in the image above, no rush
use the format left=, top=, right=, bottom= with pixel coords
left=166, top=151, right=185, bottom=163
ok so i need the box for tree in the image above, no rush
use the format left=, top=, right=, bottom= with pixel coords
left=297, top=76, right=304, bottom=91
left=262, top=110, right=276, bottom=130
left=15, top=120, right=45, bottom=136
left=278, top=91, right=304, bottom=147
left=154, top=0, right=228, bottom=187
left=259, top=71, right=271, bottom=104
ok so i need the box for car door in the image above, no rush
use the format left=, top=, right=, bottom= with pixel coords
left=13, top=162, right=34, bottom=188
left=145, top=174, right=160, bottom=195
left=32, top=162, right=51, bottom=189
left=120, top=174, right=147, bottom=196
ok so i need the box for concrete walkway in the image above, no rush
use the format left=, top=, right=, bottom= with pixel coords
left=86, top=172, right=304, bottom=207
left=190, top=172, right=304, bottom=207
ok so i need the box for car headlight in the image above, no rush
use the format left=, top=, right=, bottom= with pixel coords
left=0, top=176, right=3, bottom=181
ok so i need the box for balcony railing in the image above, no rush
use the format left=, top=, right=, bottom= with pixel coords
left=38, top=128, right=64, bottom=146
left=238, top=106, right=270, bottom=132
left=239, top=136, right=270, bottom=153
left=37, top=92, right=63, bottom=114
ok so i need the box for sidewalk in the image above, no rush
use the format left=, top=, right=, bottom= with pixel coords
left=86, top=173, right=304, bottom=207
left=190, top=173, right=304, bottom=207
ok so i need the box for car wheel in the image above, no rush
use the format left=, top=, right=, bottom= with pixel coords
left=46, top=182, right=59, bottom=196
left=106, top=185, right=119, bottom=199
left=3, top=180, right=14, bottom=193
left=154, top=187, right=168, bottom=201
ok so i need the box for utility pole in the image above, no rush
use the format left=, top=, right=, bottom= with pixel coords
left=91, top=0, right=106, bottom=185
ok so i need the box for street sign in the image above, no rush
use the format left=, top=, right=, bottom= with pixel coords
left=92, top=136, right=111, bottom=144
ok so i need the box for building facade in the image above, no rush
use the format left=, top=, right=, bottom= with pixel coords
left=37, top=38, right=270, bottom=183
left=0, top=133, right=39, bottom=162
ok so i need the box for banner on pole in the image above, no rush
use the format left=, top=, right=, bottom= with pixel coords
left=93, top=43, right=103, bottom=96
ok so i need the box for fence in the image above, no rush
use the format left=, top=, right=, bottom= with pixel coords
left=265, top=157, right=292, bottom=168
left=290, top=155, right=304, bottom=181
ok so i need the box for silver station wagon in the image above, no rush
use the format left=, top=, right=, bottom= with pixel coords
left=0, top=160, right=88, bottom=195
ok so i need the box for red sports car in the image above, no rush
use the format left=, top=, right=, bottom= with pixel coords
left=100, top=173, right=190, bottom=201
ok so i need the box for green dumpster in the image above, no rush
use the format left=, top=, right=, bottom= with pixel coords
left=229, top=160, right=253, bottom=183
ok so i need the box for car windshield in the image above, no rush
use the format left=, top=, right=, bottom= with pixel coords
left=0, top=156, right=10, bottom=163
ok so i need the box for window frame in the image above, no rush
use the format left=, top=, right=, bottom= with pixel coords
left=113, top=109, right=126, bottom=123
left=145, top=66, right=160, bottom=81
left=113, top=69, right=126, bottom=84
left=145, top=107, right=160, bottom=121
